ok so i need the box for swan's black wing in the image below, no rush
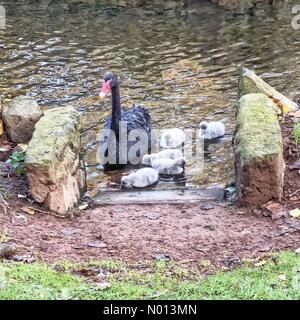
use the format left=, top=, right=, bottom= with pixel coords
left=100, top=104, right=155, bottom=170
left=122, top=104, right=152, bottom=132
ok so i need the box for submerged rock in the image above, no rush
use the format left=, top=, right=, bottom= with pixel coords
left=238, top=67, right=299, bottom=112
left=2, top=96, right=43, bottom=143
left=234, top=93, right=285, bottom=206
left=25, top=106, right=83, bottom=215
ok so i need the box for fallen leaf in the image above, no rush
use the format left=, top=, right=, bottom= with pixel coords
left=78, top=203, right=88, bottom=210
left=200, top=259, right=211, bottom=267
left=95, top=282, right=111, bottom=290
left=254, top=260, right=268, bottom=267
left=282, top=105, right=289, bottom=114
left=290, top=208, right=300, bottom=218
left=17, top=144, right=28, bottom=152
left=277, top=274, right=287, bottom=281
left=20, top=207, right=35, bottom=215
left=0, top=120, right=3, bottom=136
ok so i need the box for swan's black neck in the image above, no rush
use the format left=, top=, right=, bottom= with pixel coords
left=111, top=84, right=121, bottom=139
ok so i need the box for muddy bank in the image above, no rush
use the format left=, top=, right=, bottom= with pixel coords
left=0, top=200, right=300, bottom=269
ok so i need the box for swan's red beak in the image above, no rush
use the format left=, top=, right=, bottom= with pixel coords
left=99, top=80, right=111, bottom=98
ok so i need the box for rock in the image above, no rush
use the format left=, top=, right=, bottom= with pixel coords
left=0, top=243, right=17, bottom=258
left=290, top=159, right=300, bottom=170
left=145, top=212, right=160, bottom=220
left=238, top=67, right=298, bottom=112
left=60, top=227, right=80, bottom=236
left=25, top=106, right=83, bottom=215
left=200, top=202, right=215, bottom=210
left=87, top=240, right=107, bottom=248
left=261, top=201, right=287, bottom=220
left=234, top=93, right=285, bottom=207
left=152, top=253, right=171, bottom=262
left=203, top=224, right=215, bottom=231
left=2, top=96, right=43, bottom=143
left=223, top=255, right=241, bottom=267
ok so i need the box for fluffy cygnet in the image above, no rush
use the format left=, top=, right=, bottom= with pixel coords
left=151, top=157, right=186, bottom=175
left=142, top=149, right=183, bottom=166
left=198, top=121, right=225, bottom=140
left=160, top=128, right=185, bottom=149
left=121, top=168, right=159, bottom=188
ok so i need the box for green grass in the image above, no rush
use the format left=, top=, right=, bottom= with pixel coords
left=292, top=121, right=300, bottom=144
left=0, top=251, right=300, bottom=300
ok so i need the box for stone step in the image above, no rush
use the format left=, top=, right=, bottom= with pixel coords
left=94, top=185, right=225, bottom=205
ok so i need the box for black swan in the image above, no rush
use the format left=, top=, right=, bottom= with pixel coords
left=99, top=72, right=155, bottom=170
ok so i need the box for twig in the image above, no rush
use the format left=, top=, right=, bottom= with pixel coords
left=289, top=188, right=300, bottom=198
left=26, top=206, right=66, bottom=219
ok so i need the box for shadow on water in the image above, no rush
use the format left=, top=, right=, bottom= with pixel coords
left=1, top=0, right=300, bottom=195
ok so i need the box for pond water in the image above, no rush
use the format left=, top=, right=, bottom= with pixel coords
left=1, top=0, right=300, bottom=195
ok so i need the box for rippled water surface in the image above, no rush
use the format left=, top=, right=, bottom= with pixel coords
left=1, top=0, right=300, bottom=194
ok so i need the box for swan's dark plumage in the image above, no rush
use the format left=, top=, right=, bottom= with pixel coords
left=99, top=72, right=154, bottom=170
left=103, top=104, right=151, bottom=133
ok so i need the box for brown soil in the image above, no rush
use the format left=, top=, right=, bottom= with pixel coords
left=0, top=117, right=300, bottom=269
left=1, top=190, right=300, bottom=269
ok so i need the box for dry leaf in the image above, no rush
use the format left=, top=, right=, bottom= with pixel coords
left=290, top=208, right=300, bottom=218
left=78, top=203, right=88, bottom=210
left=20, top=207, right=35, bottom=215
left=282, top=105, right=289, bottom=114
left=254, top=260, right=267, bottom=267
left=0, top=120, right=3, bottom=136
left=17, top=144, right=28, bottom=152
left=95, top=282, right=111, bottom=290
left=277, top=274, right=287, bottom=281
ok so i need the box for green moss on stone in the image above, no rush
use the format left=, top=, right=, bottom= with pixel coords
left=25, top=106, right=81, bottom=167
left=235, top=93, right=282, bottom=166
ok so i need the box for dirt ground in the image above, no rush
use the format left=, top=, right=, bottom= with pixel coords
left=0, top=116, right=300, bottom=269
left=1, top=183, right=300, bottom=269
